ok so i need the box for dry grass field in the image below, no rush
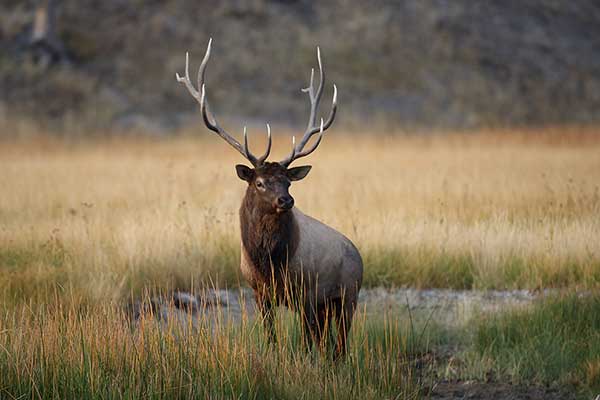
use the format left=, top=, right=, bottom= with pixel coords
left=1, top=128, right=600, bottom=398
left=1, top=129, right=600, bottom=306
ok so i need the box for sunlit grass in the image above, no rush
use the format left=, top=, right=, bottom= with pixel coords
left=1, top=129, right=600, bottom=306
left=0, top=297, right=437, bottom=399
left=468, top=293, right=600, bottom=393
left=1, top=129, right=599, bottom=398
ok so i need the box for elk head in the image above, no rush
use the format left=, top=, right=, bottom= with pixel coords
left=176, top=39, right=337, bottom=213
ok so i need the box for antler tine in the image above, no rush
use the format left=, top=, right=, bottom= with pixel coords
left=175, top=52, right=200, bottom=99
left=256, top=124, right=272, bottom=165
left=313, top=47, right=325, bottom=125
left=300, top=47, right=325, bottom=130
left=292, top=118, right=324, bottom=161
left=287, top=135, right=297, bottom=163
left=279, top=46, right=337, bottom=167
left=176, top=39, right=268, bottom=168
left=197, top=38, right=212, bottom=95
left=304, top=84, right=337, bottom=137
left=242, top=127, right=255, bottom=164
left=242, top=124, right=272, bottom=166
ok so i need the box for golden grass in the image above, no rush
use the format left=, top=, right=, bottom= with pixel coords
left=0, top=298, right=429, bottom=399
left=1, top=129, right=600, bottom=398
left=1, top=129, right=600, bottom=304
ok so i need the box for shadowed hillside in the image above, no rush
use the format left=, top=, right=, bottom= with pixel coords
left=2, top=1, right=600, bottom=134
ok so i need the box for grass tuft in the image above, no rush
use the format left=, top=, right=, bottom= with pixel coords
left=474, top=293, right=600, bottom=391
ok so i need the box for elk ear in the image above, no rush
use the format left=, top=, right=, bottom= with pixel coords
left=235, top=164, right=254, bottom=182
left=287, top=165, right=312, bottom=181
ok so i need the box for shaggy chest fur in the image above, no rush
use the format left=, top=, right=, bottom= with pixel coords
left=239, top=196, right=299, bottom=283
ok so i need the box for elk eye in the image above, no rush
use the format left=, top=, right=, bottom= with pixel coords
left=256, top=181, right=264, bottom=189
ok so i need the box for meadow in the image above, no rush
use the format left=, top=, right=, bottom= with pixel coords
left=1, top=129, right=600, bottom=398
left=1, top=129, right=599, bottom=304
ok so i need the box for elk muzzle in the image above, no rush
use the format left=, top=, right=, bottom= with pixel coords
left=275, top=195, right=294, bottom=212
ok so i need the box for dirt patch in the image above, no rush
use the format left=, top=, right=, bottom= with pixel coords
left=429, top=381, right=577, bottom=400
left=128, top=288, right=549, bottom=332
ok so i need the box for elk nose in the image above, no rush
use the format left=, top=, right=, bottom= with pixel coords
left=276, top=195, right=294, bottom=210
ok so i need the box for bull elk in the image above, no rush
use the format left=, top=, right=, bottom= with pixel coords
left=176, top=39, right=363, bottom=357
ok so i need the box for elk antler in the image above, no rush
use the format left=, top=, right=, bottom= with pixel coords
left=279, top=47, right=337, bottom=167
left=176, top=39, right=271, bottom=167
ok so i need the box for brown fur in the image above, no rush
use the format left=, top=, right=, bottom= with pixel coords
left=239, top=163, right=299, bottom=289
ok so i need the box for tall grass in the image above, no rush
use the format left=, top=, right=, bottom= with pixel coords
left=1, top=130, right=599, bottom=306
left=0, top=297, right=439, bottom=399
left=1, top=129, right=599, bottom=397
left=471, top=293, right=600, bottom=394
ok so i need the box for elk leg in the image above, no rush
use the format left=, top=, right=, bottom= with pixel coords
left=332, top=297, right=355, bottom=360
left=255, top=293, right=276, bottom=343
left=301, top=303, right=321, bottom=350
left=322, top=300, right=338, bottom=353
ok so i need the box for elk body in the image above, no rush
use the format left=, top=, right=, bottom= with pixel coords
left=176, top=40, right=363, bottom=357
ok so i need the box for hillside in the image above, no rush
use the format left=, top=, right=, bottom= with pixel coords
left=2, top=0, right=600, bottom=133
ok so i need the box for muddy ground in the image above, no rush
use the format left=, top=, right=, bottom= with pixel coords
left=429, top=381, right=577, bottom=400
left=130, top=287, right=547, bottom=330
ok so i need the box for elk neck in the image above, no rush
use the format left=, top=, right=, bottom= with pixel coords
left=239, top=188, right=299, bottom=281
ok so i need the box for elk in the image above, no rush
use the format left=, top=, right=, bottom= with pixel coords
left=176, top=40, right=363, bottom=357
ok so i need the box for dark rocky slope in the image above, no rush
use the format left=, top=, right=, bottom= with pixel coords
left=2, top=1, right=600, bottom=133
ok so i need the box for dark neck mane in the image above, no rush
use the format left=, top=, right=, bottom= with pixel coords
left=239, top=189, right=299, bottom=282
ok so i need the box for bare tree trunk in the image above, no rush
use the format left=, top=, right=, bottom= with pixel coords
left=30, top=0, right=66, bottom=67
